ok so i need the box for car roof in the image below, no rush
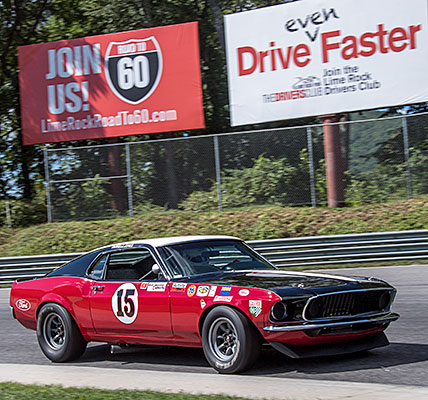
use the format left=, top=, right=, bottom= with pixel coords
left=103, top=235, right=241, bottom=250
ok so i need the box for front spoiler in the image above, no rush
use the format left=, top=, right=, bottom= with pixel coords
left=263, top=312, right=399, bottom=332
left=270, top=331, right=389, bottom=359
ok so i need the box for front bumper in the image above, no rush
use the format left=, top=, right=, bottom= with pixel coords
left=263, top=312, right=399, bottom=332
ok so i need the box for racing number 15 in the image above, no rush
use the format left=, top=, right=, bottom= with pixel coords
left=112, top=283, right=139, bottom=324
left=116, top=289, right=135, bottom=317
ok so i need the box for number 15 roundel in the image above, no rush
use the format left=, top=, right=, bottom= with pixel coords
left=112, top=283, right=139, bottom=324
left=105, top=37, right=163, bottom=105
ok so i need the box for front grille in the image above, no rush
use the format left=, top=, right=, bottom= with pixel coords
left=304, top=290, right=392, bottom=320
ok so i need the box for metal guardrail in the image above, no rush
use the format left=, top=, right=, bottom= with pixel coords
left=0, top=253, right=81, bottom=285
left=2, top=229, right=428, bottom=284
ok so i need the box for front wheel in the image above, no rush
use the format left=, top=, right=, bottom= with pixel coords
left=37, top=303, right=87, bottom=362
left=202, top=306, right=261, bottom=373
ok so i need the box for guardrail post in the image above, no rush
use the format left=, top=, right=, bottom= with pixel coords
left=307, top=127, right=317, bottom=207
left=213, top=135, right=223, bottom=211
left=125, top=143, right=134, bottom=217
left=43, top=148, right=53, bottom=223
left=402, top=115, right=413, bottom=199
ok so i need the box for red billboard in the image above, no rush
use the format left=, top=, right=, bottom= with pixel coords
left=18, top=22, right=205, bottom=145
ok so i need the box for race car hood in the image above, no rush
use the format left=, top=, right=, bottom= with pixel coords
left=189, top=270, right=391, bottom=297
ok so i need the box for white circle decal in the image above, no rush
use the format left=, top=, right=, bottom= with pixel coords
left=112, top=283, right=139, bottom=324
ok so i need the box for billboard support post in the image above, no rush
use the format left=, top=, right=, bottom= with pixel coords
left=323, top=115, right=345, bottom=208
left=108, top=138, right=127, bottom=213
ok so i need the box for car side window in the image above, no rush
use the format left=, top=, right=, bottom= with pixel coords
left=87, top=255, right=108, bottom=280
left=104, top=249, right=160, bottom=281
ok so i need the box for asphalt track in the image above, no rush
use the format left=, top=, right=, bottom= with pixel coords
left=1, top=265, right=428, bottom=396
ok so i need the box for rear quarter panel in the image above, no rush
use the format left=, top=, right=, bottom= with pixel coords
left=10, top=277, right=93, bottom=339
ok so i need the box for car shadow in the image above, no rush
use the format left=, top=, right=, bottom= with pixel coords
left=72, top=342, right=428, bottom=375
left=246, top=342, right=428, bottom=375
left=75, top=344, right=212, bottom=371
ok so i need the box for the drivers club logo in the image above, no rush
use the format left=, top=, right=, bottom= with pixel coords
left=105, top=36, right=163, bottom=104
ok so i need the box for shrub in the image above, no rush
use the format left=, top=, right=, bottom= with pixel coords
left=0, top=198, right=47, bottom=227
left=180, top=153, right=311, bottom=211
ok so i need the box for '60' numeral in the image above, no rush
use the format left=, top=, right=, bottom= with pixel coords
left=117, top=56, right=149, bottom=90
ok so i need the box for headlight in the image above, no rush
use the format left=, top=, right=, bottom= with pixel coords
left=270, top=301, right=288, bottom=322
left=305, top=298, right=324, bottom=319
left=378, top=292, right=391, bottom=310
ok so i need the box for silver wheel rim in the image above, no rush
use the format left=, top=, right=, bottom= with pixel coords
left=208, top=317, right=238, bottom=362
left=43, top=313, right=66, bottom=350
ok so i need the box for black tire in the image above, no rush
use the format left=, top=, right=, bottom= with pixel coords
left=202, top=306, right=261, bottom=374
left=37, top=303, right=87, bottom=362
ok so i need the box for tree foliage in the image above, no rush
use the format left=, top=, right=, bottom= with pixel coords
left=0, top=0, right=290, bottom=206
left=2, top=0, right=428, bottom=225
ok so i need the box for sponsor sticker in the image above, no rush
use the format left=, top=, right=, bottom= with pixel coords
left=219, top=286, right=232, bottom=295
left=111, top=243, right=134, bottom=249
left=187, top=284, right=197, bottom=297
left=239, top=289, right=250, bottom=297
left=200, top=299, right=206, bottom=308
left=208, top=286, right=217, bottom=297
left=147, top=282, right=167, bottom=292
left=171, top=282, right=187, bottom=293
left=213, top=295, right=233, bottom=303
left=15, top=299, right=31, bottom=311
left=140, top=282, right=148, bottom=290
left=197, top=286, right=210, bottom=297
left=249, top=300, right=262, bottom=317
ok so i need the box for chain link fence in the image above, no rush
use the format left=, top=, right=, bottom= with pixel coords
left=44, top=112, right=428, bottom=222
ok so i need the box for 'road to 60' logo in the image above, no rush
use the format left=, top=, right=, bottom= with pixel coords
left=112, top=283, right=139, bottom=324
left=105, top=37, right=163, bottom=104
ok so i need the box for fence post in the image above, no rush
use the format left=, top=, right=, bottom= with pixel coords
left=43, top=148, right=53, bottom=223
left=125, top=143, right=134, bottom=217
left=5, top=200, right=11, bottom=228
left=213, top=135, right=223, bottom=211
left=307, top=127, right=317, bottom=207
left=402, top=115, right=413, bottom=199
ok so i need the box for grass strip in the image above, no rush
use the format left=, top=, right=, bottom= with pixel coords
left=0, top=382, right=251, bottom=400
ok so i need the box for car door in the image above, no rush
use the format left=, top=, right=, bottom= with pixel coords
left=88, top=247, right=173, bottom=340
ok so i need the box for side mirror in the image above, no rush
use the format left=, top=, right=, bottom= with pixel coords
left=151, top=264, right=161, bottom=275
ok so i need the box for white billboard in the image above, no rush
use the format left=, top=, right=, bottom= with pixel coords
left=225, top=0, right=428, bottom=126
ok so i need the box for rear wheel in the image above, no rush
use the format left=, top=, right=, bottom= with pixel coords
left=37, top=303, right=87, bottom=362
left=202, top=306, right=261, bottom=373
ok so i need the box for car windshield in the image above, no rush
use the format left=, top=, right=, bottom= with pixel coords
left=157, top=240, right=275, bottom=278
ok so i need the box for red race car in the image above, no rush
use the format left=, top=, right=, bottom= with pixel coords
left=10, top=236, right=399, bottom=373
